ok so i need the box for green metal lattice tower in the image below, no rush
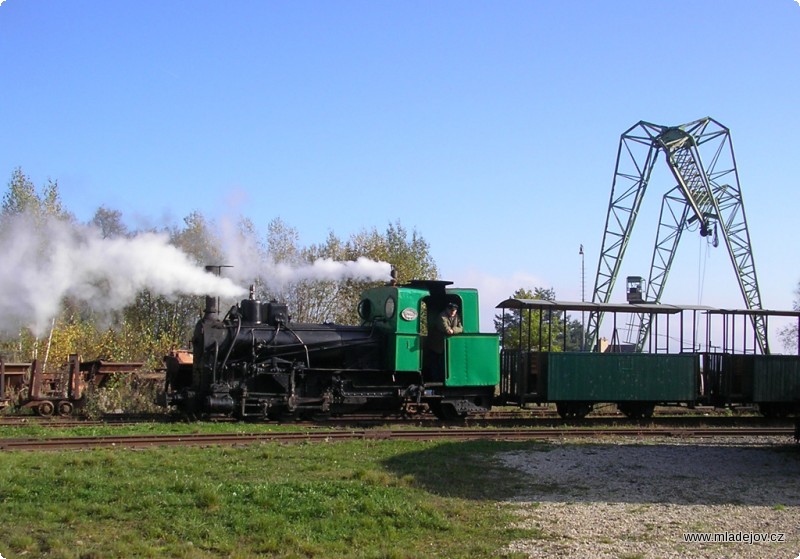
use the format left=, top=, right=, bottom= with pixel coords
left=586, top=117, right=768, bottom=353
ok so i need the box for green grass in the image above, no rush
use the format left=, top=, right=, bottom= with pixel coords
left=0, top=438, right=540, bottom=558
left=0, top=417, right=545, bottom=440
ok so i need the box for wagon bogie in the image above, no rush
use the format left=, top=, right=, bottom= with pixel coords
left=616, top=401, right=656, bottom=420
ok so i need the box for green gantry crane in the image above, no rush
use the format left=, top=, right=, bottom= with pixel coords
left=586, top=117, right=767, bottom=354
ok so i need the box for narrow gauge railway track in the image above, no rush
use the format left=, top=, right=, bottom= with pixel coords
left=0, top=418, right=105, bottom=428
left=0, top=412, right=786, bottom=430
left=0, top=426, right=794, bottom=451
left=0, top=417, right=155, bottom=428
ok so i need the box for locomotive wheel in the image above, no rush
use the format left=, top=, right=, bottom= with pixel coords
left=759, top=403, right=776, bottom=418
left=266, top=408, right=286, bottom=421
left=37, top=401, right=55, bottom=417
left=57, top=401, right=74, bottom=416
left=556, top=402, right=591, bottom=420
left=759, top=403, right=791, bottom=419
left=429, top=401, right=466, bottom=421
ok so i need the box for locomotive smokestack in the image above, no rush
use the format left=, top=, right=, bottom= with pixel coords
left=204, top=265, right=222, bottom=319
left=204, top=296, right=219, bottom=319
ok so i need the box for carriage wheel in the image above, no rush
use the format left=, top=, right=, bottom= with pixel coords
left=37, top=401, right=55, bottom=416
left=618, top=402, right=656, bottom=420
left=556, top=402, right=592, bottom=419
left=57, top=401, right=74, bottom=416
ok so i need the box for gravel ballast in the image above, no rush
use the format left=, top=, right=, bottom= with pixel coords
left=496, top=436, right=800, bottom=558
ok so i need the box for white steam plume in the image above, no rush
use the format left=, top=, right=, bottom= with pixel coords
left=0, top=213, right=246, bottom=335
left=269, top=257, right=392, bottom=285
left=219, top=218, right=392, bottom=293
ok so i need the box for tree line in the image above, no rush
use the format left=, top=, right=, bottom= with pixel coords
left=0, top=168, right=439, bottom=369
left=0, top=168, right=610, bottom=371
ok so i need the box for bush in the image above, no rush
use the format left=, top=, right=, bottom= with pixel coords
left=81, top=374, right=166, bottom=419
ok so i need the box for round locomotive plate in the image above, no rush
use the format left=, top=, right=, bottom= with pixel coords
left=400, top=307, right=418, bottom=321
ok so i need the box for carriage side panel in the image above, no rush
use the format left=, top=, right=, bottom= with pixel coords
left=545, top=352, right=698, bottom=402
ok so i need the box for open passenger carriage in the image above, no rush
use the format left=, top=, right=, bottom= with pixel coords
left=496, top=298, right=800, bottom=420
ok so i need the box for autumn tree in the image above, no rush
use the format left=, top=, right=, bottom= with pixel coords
left=304, top=221, right=436, bottom=324
left=90, top=206, right=128, bottom=239
left=347, top=221, right=438, bottom=284
left=0, top=168, right=74, bottom=365
left=780, top=280, right=799, bottom=353
left=494, top=287, right=582, bottom=352
left=0, top=167, right=441, bottom=368
left=41, top=206, right=137, bottom=366
left=257, top=216, right=304, bottom=315
left=59, top=209, right=226, bottom=367
left=295, top=232, right=351, bottom=323
left=121, top=211, right=224, bottom=363
left=1, top=167, right=70, bottom=220
left=244, top=219, right=438, bottom=325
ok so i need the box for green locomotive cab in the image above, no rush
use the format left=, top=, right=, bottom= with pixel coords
left=358, top=282, right=429, bottom=372
left=358, top=279, right=499, bottom=418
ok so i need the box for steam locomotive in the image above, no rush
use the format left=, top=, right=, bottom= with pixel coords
left=166, top=279, right=500, bottom=420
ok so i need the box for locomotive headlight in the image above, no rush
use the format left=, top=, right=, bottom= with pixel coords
left=384, top=297, right=396, bottom=318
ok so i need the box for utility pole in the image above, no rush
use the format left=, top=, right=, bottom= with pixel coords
left=579, top=244, right=585, bottom=351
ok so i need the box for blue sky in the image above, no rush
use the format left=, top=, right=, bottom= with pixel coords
left=1, top=0, right=798, bottom=334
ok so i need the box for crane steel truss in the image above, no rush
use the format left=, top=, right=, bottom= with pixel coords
left=586, top=117, right=767, bottom=353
